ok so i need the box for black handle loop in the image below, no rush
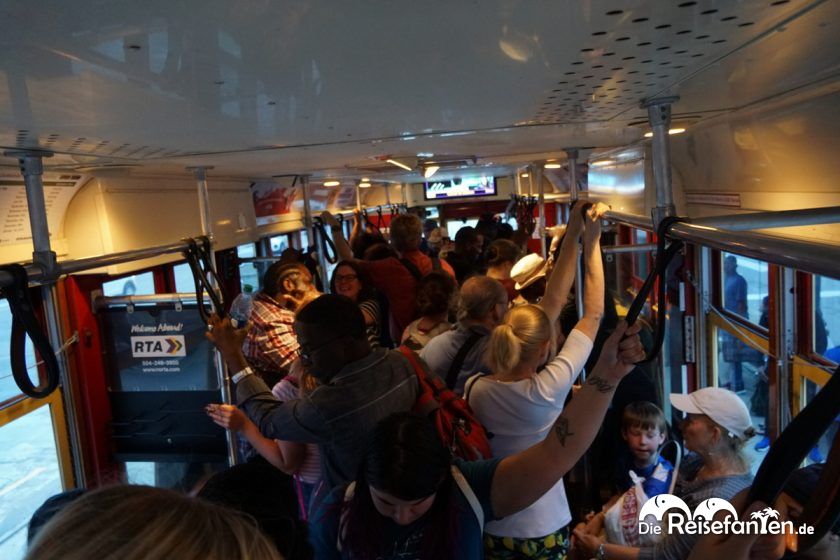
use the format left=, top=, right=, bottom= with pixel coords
left=313, top=217, right=338, bottom=264
left=182, top=237, right=225, bottom=325
left=624, top=216, right=685, bottom=364
left=0, top=264, right=60, bottom=398
left=747, top=364, right=840, bottom=556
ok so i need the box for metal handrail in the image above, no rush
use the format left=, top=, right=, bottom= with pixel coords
left=0, top=239, right=196, bottom=288
left=690, top=206, right=840, bottom=231
left=603, top=210, right=840, bottom=280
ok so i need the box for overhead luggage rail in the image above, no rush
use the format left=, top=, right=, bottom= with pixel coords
left=603, top=209, right=840, bottom=281
left=690, top=205, right=840, bottom=231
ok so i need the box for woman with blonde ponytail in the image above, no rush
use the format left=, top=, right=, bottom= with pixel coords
left=466, top=204, right=608, bottom=560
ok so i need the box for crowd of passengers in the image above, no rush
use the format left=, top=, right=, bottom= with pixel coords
left=24, top=206, right=838, bottom=560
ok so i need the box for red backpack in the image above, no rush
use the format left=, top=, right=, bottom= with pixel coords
left=398, top=346, right=493, bottom=461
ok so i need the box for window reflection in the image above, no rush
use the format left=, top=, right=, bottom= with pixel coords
left=814, top=275, right=840, bottom=361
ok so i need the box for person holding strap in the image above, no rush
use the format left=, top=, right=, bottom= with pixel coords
left=309, top=319, right=646, bottom=560
left=465, top=203, right=606, bottom=559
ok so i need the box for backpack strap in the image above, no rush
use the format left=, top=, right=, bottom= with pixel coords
left=463, top=372, right=488, bottom=404
left=451, top=465, right=484, bottom=528
left=444, top=331, right=483, bottom=390
left=399, top=257, right=424, bottom=281
left=431, top=256, right=442, bottom=272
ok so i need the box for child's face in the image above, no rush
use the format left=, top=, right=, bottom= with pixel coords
left=623, top=426, right=666, bottom=465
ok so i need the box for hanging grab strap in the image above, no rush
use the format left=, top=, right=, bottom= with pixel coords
left=0, top=264, right=60, bottom=398
left=623, top=216, right=685, bottom=364
left=747, top=364, right=840, bottom=557
left=183, top=237, right=225, bottom=324
left=313, top=217, right=338, bottom=264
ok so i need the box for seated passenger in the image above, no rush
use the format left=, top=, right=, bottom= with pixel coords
left=330, top=260, right=383, bottom=349
left=773, top=463, right=840, bottom=560
left=613, top=402, right=674, bottom=499
left=25, top=485, right=280, bottom=560
left=243, top=261, right=318, bottom=383
left=310, top=320, right=646, bottom=560
left=573, top=387, right=756, bottom=560
left=206, top=294, right=418, bottom=489
left=464, top=208, right=603, bottom=559
left=322, top=211, right=457, bottom=337
left=580, top=402, right=674, bottom=547
left=402, top=271, right=457, bottom=351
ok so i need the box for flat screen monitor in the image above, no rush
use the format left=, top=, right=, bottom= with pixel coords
left=423, top=176, right=496, bottom=200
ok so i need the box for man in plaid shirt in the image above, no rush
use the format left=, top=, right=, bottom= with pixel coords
left=242, top=261, right=318, bottom=382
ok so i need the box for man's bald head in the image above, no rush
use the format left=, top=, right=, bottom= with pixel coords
left=457, top=276, right=508, bottom=323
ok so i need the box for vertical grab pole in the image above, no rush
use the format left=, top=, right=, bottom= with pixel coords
left=301, top=175, right=329, bottom=291
left=6, top=149, right=86, bottom=487
left=643, top=96, right=679, bottom=229
left=301, top=175, right=315, bottom=247
left=355, top=182, right=362, bottom=211
left=188, top=166, right=237, bottom=467
left=565, top=149, right=585, bottom=350
left=532, top=163, right=547, bottom=259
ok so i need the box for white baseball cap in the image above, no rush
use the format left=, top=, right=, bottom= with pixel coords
left=670, top=387, right=754, bottom=441
left=510, top=253, right=547, bottom=290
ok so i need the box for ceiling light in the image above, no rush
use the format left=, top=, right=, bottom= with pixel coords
left=423, top=165, right=440, bottom=179
left=359, top=181, right=371, bottom=188
left=323, top=180, right=340, bottom=187
left=544, top=162, right=562, bottom=169
left=417, top=152, right=434, bottom=158
left=521, top=173, right=529, bottom=178
left=669, top=127, right=686, bottom=135
left=590, top=159, right=614, bottom=167
left=644, top=131, right=654, bottom=138
left=386, top=158, right=413, bottom=171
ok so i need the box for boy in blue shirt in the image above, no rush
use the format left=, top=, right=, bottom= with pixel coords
left=613, top=401, right=674, bottom=498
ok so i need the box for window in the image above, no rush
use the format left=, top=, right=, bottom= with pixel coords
left=720, top=252, right=769, bottom=327
left=0, top=405, right=63, bottom=558
left=269, top=235, right=289, bottom=256
left=173, top=262, right=195, bottom=293
left=0, top=299, right=37, bottom=403
left=713, top=324, right=768, bottom=474
left=237, top=244, right=259, bottom=292
left=445, top=218, right=478, bottom=239
left=102, top=271, right=155, bottom=297
left=298, top=229, right=309, bottom=250
left=814, top=275, right=840, bottom=361
left=633, top=229, right=649, bottom=279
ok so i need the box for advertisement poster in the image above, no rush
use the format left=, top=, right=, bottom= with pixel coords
left=0, top=172, right=87, bottom=245
left=101, top=304, right=217, bottom=392
left=251, top=180, right=299, bottom=226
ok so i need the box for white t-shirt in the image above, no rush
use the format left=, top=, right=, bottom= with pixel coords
left=465, top=328, right=593, bottom=538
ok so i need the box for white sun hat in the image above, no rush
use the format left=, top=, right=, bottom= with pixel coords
left=510, top=253, right=548, bottom=290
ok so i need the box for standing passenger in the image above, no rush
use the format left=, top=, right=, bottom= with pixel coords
left=309, top=321, right=646, bottom=560
left=243, top=261, right=318, bottom=384
left=401, top=271, right=457, bottom=351
left=445, top=226, right=485, bottom=284
left=485, top=239, right=522, bottom=303
left=465, top=207, right=604, bottom=559
left=329, top=260, right=383, bottom=349
left=321, top=211, right=457, bottom=336
left=206, top=295, right=418, bottom=489
left=723, top=255, right=748, bottom=392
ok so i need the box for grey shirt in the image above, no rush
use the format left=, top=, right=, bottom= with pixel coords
left=235, top=348, right=419, bottom=489
left=420, top=322, right=491, bottom=394
left=637, top=454, right=753, bottom=560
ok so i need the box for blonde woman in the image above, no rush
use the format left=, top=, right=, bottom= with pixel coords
left=25, top=485, right=281, bottom=560
left=465, top=206, right=605, bottom=559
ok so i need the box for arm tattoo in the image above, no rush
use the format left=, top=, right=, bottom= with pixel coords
left=554, top=417, right=574, bottom=446
left=586, top=375, right=615, bottom=393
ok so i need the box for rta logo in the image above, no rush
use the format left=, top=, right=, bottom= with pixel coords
left=130, top=335, right=187, bottom=358
left=638, top=495, right=813, bottom=536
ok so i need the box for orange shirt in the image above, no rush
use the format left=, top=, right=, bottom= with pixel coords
left=358, top=250, right=456, bottom=335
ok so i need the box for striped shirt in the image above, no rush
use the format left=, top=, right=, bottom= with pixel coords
left=242, top=292, right=299, bottom=377
left=358, top=298, right=381, bottom=349
left=637, top=454, right=753, bottom=560
left=272, top=379, right=322, bottom=485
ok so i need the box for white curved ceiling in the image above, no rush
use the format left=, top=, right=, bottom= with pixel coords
left=0, top=0, right=836, bottom=183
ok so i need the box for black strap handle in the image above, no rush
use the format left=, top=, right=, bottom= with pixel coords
left=0, top=264, right=60, bottom=398
left=747, top=364, right=840, bottom=556
left=183, top=237, right=225, bottom=325
left=445, top=331, right=483, bottom=390
left=313, top=217, right=338, bottom=264
left=623, top=216, right=685, bottom=364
